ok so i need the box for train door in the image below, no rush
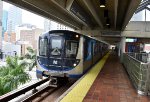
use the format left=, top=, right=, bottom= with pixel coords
left=38, top=37, right=48, bottom=69
left=91, top=42, right=94, bottom=64
left=49, top=36, right=64, bottom=72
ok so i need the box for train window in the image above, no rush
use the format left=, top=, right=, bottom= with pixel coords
left=65, top=40, right=78, bottom=58
left=39, top=39, right=47, bottom=56
left=94, top=42, right=99, bottom=55
left=51, top=39, right=62, bottom=56
left=51, top=39, right=62, bottom=49
left=84, top=39, right=88, bottom=60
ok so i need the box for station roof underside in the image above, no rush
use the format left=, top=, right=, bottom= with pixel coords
left=5, top=0, right=150, bottom=45
left=3, top=0, right=141, bottom=31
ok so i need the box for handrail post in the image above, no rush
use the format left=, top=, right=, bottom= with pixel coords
left=145, top=62, right=150, bottom=95
left=123, top=52, right=150, bottom=95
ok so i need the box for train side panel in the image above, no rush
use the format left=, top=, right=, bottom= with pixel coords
left=82, top=37, right=109, bottom=73
left=92, top=41, right=102, bottom=64
left=83, top=37, right=93, bottom=73
left=68, top=36, right=84, bottom=78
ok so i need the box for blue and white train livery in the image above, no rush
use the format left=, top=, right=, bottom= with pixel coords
left=36, top=30, right=109, bottom=79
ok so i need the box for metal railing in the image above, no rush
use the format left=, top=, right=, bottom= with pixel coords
left=127, top=52, right=150, bottom=63
left=123, top=53, right=150, bottom=95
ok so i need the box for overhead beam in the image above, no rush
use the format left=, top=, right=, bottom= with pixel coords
left=51, top=0, right=90, bottom=29
left=146, top=7, right=150, bottom=11
left=135, top=6, right=150, bottom=14
left=122, top=0, right=141, bottom=30
left=101, top=37, right=121, bottom=44
left=66, top=0, right=74, bottom=10
left=3, top=0, right=82, bottom=29
left=101, top=37, right=121, bottom=41
left=83, top=0, right=103, bottom=29
left=22, top=0, right=83, bottom=29
left=135, top=0, right=150, bottom=14
left=114, top=0, right=118, bottom=29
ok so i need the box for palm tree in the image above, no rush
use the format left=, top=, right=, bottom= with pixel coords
left=0, top=56, right=30, bottom=95
left=20, top=47, right=37, bottom=71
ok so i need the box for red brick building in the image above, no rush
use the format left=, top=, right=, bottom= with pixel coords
left=4, top=32, right=9, bottom=42
left=4, top=32, right=16, bottom=43
left=10, top=32, right=16, bottom=43
left=20, top=28, right=43, bottom=50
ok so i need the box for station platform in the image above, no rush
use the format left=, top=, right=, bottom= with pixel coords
left=60, top=51, right=150, bottom=102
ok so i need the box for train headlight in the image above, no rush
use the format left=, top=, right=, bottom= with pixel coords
left=76, top=35, right=79, bottom=38
left=73, top=63, right=77, bottom=67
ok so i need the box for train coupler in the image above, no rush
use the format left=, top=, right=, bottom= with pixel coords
left=49, top=77, right=58, bottom=87
left=49, top=77, right=69, bottom=87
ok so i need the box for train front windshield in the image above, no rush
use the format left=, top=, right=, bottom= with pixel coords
left=39, top=34, right=79, bottom=58
left=50, top=38, right=62, bottom=56
left=38, top=32, right=80, bottom=70
left=39, top=39, right=47, bottom=56
left=65, top=41, right=78, bottom=58
left=49, top=33, right=79, bottom=59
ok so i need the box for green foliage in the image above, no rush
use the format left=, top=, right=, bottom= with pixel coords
left=20, top=47, right=37, bottom=71
left=0, top=56, right=30, bottom=95
left=0, top=47, right=36, bottom=95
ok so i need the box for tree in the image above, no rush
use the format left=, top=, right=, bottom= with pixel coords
left=0, top=56, right=30, bottom=95
left=21, top=47, right=37, bottom=71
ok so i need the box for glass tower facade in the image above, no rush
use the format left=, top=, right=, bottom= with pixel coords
left=2, top=10, right=8, bottom=37
left=7, top=6, right=22, bottom=34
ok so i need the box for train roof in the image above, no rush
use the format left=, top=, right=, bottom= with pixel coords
left=40, top=30, right=109, bottom=45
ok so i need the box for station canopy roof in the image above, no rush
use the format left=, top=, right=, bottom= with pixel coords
left=135, top=0, right=150, bottom=14
left=3, top=0, right=142, bottom=31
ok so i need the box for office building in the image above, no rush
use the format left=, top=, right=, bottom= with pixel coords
left=44, top=19, right=73, bottom=32
left=7, top=5, right=22, bottom=33
left=0, top=0, right=3, bottom=49
left=2, top=10, right=8, bottom=37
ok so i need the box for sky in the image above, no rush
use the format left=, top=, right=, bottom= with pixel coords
left=3, top=2, right=44, bottom=29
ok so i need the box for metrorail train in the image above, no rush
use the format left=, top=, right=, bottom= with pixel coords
left=36, top=30, right=109, bottom=80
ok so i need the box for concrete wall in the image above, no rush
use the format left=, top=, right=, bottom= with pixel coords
left=76, top=30, right=111, bottom=44
left=122, top=21, right=150, bottom=38
left=76, top=21, right=150, bottom=39
left=76, top=30, right=102, bottom=37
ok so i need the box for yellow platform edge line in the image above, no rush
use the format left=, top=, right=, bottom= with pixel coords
left=60, top=52, right=110, bottom=102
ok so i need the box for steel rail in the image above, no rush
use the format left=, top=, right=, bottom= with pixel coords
left=22, top=86, right=60, bottom=102
left=0, top=78, right=50, bottom=102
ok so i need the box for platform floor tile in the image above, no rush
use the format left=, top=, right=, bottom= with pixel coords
left=60, top=52, right=110, bottom=102
left=83, top=52, right=150, bottom=102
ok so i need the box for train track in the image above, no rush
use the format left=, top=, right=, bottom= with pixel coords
left=23, top=80, right=76, bottom=102
left=22, top=85, right=60, bottom=102
left=0, top=78, right=76, bottom=102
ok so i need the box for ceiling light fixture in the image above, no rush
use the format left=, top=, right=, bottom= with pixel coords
left=100, top=0, right=106, bottom=8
